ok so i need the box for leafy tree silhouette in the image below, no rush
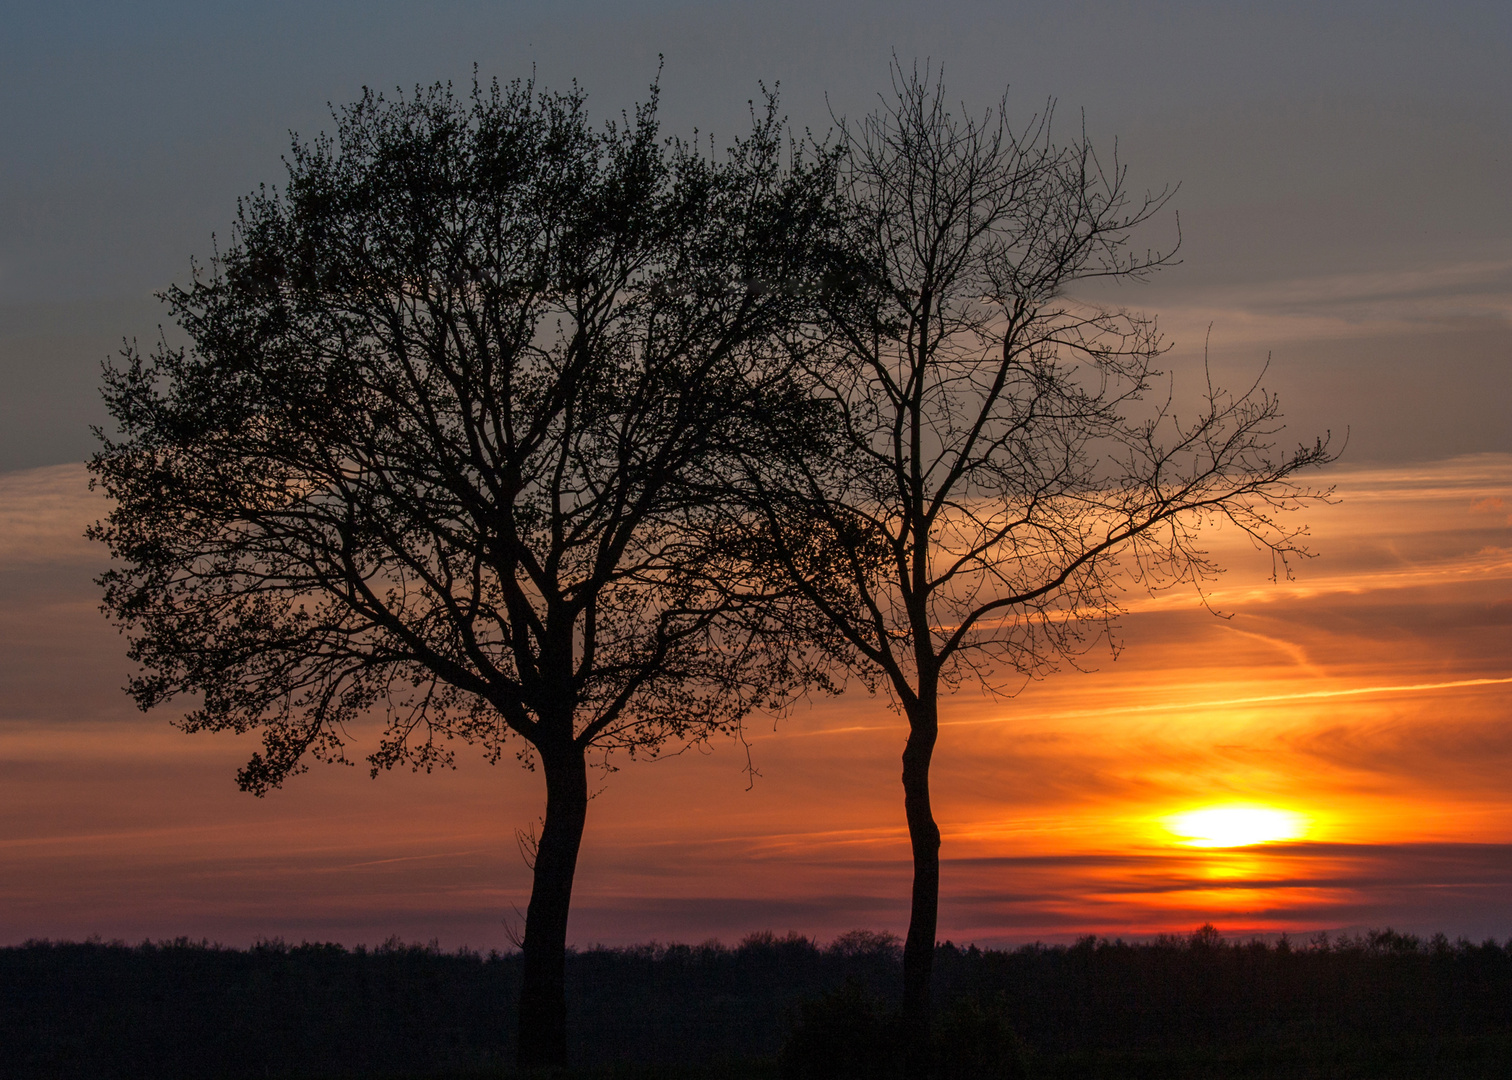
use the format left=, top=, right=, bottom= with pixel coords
left=89, top=74, right=838, bottom=1070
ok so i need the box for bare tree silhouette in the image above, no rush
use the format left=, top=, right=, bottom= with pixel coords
left=89, top=75, right=838, bottom=1070
left=741, top=63, right=1334, bottom=1077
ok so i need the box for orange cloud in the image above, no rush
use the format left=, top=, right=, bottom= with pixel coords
left=1, top=456, right=1510, bottom=947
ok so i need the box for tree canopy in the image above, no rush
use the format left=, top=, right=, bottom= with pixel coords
left=90, top=75, right=840, bottom=1068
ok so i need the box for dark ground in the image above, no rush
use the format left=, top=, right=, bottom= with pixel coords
left=3, top=926, right=1511, bottom=1079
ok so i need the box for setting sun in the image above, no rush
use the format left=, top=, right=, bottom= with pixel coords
left=1166, top=806, right=1309, bottom=848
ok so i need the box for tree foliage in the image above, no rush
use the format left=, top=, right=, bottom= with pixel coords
left=92, top=76, right=836, bottom=789
left=89, top=74, right=840, bottom=1068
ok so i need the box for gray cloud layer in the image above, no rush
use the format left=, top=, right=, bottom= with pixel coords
left=2, top=1, right=1508, bottom=470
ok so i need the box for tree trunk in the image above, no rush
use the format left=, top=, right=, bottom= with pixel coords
left=516, top=738, right=589, bottom=1072
left=900, top=697, right=940, bottom=1080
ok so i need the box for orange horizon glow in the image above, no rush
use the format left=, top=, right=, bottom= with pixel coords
left=2, top=455, right=1512, bottom=947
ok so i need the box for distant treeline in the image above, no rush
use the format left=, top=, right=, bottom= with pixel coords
left=4, top=926, right=1512, bottom=1079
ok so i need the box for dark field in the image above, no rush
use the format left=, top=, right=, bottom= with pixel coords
left=4, top=927, right=1511, bottom=1079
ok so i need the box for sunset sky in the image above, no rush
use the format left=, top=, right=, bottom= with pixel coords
left=3, top=0, right=1510, bottom=950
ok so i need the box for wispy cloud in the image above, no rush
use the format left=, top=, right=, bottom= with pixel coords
left=1, top=455, right=1511, bottom=947
left=0, top=463, right=99, bottom=564
left=1145, top=260, right=1512, bottom=347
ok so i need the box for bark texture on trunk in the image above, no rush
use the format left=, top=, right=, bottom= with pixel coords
left=516, top=739, right=589, bottom=1072
left=901, top=699, right=940, bottom=1080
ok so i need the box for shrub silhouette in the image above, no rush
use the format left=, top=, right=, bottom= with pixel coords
left=931, top=994, right=1027, bottom=1080
left=779, top=982, right=902, bottom=1080
left=779, top=984, right=1025, bottom=1080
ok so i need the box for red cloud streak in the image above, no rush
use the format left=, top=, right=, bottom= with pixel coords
left=2, top=457, right=1511, bottom=947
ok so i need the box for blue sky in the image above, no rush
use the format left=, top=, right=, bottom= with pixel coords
left=3, top=1, right=1508, bottom=468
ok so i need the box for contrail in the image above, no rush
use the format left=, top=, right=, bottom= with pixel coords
left=776, top=676, right=1512, bottom=737
left=945, top=676, right=1512, bottom=727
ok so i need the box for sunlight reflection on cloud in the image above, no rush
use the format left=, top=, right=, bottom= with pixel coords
left=0, top=456, right=1510, bottom=946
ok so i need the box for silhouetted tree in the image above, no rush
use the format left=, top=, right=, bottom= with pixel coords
left=88, top=75, right=838, bottom=1070
left=742, top=65, right=1333, bottom=1077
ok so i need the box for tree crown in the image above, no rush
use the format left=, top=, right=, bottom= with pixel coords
left=744, top=65, right=1333, bottom=702
left=91, top=76, right=842, bottom=792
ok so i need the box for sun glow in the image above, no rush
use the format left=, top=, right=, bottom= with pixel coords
left=1165, top=806, right=1309, bottom=848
